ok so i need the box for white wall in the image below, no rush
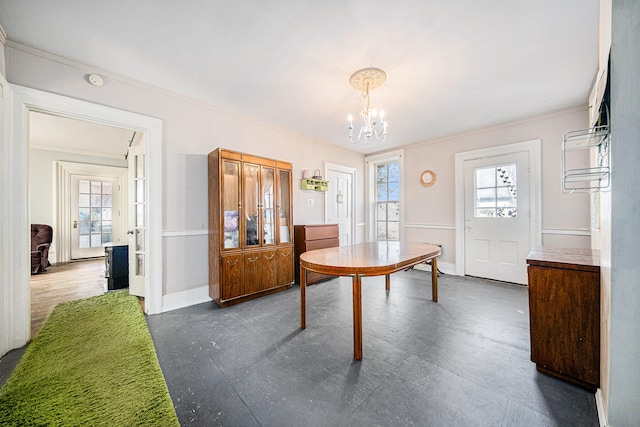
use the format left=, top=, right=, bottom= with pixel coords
left=396, top=107, right=591, bottom=269
left=5, top=43, right=364, bottom=301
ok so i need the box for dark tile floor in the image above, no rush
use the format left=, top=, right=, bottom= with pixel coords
left=146, top=271, right=599, bottom=427
left=0, top=271, right=599, bottom=426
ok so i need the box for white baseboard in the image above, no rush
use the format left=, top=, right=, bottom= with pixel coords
left=161, top=285, right=211, bottom=313
left=595, top=388, right=607, bottom=427
left=413, top=261, right=456, bottom=276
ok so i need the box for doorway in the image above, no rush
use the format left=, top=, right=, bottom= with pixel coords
left=325, top=162, right=356, bottom=246
left=3, top=85, right=163, bottom=354
left=455, top=140, right=541, bottom=284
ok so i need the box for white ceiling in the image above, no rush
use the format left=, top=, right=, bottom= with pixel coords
left=0, top=1, right=600, bottom=155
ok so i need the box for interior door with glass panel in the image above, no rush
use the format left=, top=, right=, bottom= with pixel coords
left=464, top=151, right=530, bottom=284
left=128, top=144, right=146, bottom=296
left=375, top=161, right=400, bottom=241
left=70, top=175, right=121, bottom=259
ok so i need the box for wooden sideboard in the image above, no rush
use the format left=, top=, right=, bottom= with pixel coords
left=526, top=247, right=600, bottom=390
left=294, top=224, right=339, bottom=285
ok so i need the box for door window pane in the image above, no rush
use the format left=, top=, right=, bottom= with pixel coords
left=475, top=164, right=517, bottom=218
left=77, top=178, right=116, bottom=248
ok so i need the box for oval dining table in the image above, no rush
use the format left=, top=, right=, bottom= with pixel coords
left=299, top=241, right=441, bottom=360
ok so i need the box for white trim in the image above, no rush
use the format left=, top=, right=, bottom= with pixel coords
left=413, top=261, right=456, bottom=276
left=162, top=229, right=209, bottom=238
left=32, top=144, right=126, bottom=160
left=595, top=388, right=607, bottom=427
left=162, top=285, right=211, bottom=313
left=324, top=162, right=357, bottom=245
left=365, top=149, right=405, bottom=242
left=405, top=223, right=456, bottom=230
left=4, top=85, right=163, bottom=355
left=454, top=140, right=542, bottom=277
left=541, top=228, right=591, bottom=236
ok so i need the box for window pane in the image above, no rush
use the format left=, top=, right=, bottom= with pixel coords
left=91, top=195, right=101, bottom=207
left=377, top=203, right=387, bottom=221
left=476, top=208, right=496, bottom=217
left=387, top=222, right=399, bottom=240
left=136, top=180, right=144, bottom=203
left=79, top=221, right=90, bottom=234
left=102, top=221, right=112, bottom=234
left=79, top=180, right=90, bottom=193
left=79, top=194, right=90, bottom=207
left=388, top=202, right=400, bottom=221
left=91, top=208, right=102, bottom=220
left=376, top=165, right=387, bottom=182
left=90, top=234, right=101, bottom=247
left=102, top=182, right=113, bottom=195
left=102, top=194, right=112, bottom=207
left=136, top=204, right=145, bottom=227
left=388, top=163, right=399, bottom=182
left=91, top=221, right=101, bottom=233
left=377, top=183, right=387, bottom=201
left=388, top=182, right=399, bottom=201
left=79, top=235, right=90, bottom=249
left=476, top=188, right=496, bottom=208
left=476, top=168, right=495, bottom=188
left=136, top=229, right=145, bottom=251
left=102, top=234, right=112, bottom=244
left=496, top=187, right=515, bottom=207
left=136, top=155, right=144, bottom=178
left=376, top=222, right=387, bottom=240
left=102, top=208, right=112, bottom=221
left=79, top=208, right=90, bottom=221
left=91, top=181, right=101, bottom=194
left=136, top=254, right=145, bottom=276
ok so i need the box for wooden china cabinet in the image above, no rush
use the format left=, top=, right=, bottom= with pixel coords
left=208, top=148, right=294, bottom=307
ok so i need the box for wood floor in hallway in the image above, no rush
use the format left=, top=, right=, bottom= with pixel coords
left=30, top=258, right=105, bottom=338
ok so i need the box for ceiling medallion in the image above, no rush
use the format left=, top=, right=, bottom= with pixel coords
left=347, top=67, right=388, bottom=145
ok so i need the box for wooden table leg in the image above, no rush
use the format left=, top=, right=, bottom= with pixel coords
left=300, top=267, right=306, bottom=329
left=353, top=274, right=363, bottom=360
left=431, top=257, right=438, bottom=302
left=385, top=274, right=391, bottom=291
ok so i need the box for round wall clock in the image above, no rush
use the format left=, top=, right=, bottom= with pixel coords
left=420, top=170, right=436, bottom=187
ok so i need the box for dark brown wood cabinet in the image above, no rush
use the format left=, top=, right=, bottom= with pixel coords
left=209, top=148, right=294, bottom=307
left=526, top=247, right=600, bottom=390
left=294, top=224, right=339, bottom=285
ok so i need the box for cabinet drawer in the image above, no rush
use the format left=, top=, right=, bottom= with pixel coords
left=305, top=238, right=340, bottom=251
left=304, top=225, right=338, bottom=241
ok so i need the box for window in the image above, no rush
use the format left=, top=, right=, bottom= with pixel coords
left=376, top=162, right=400, bottom=240
left=475, top=164, right=517, bottom=217
left=78, top=179, right=113, bottom=248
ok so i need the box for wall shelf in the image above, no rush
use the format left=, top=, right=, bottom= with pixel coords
left=301, top=178, right=328, bottom=192
left=562, top=125, right=610, bottom=193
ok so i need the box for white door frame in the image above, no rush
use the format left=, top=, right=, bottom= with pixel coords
left=324, top=162, right=356, bottom=246
left=3, top=85, right=163, bottom=353
left=454, top=140, right=542, bottom=277
left=55, top=161, right=128, bottom=263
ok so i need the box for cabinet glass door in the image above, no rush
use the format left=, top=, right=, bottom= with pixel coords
left=262, top=167, right=275, bottom=245
left=244, top=163, right=260, bottom=247
left=278, top=169, right=292, bottom=243
left=222, top=159, right=241, bottom=249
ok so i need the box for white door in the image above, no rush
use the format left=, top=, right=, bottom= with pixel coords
left=128, top=144, right=146, bottom=296
left=70, top=175, right=122, bottom=259
left=325, top=166, right=354, bottom=246
left=464, top=151, right=530, bottom=284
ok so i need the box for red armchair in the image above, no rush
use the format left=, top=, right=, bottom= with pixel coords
left=31, top=224, right=53, bottom=274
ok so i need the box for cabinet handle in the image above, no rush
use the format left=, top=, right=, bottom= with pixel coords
left=264, top=254, right=275, bottom=260
left=281, top=251, right=290, bottom=257
left=226, top=259, right=239, bottom=265
left=247, top=256, right=258, bottom=262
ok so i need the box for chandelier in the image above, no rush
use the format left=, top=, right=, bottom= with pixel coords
left=348, top=67, right=388, bottom=144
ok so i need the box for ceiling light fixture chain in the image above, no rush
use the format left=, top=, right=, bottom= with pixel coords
left=348, top=67, right=388, bottom=145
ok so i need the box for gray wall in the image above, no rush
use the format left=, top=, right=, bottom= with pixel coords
left=606, top=1, right=640, bottom=424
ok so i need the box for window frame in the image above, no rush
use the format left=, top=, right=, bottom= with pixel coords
left=365, top=149, right=404, bottom=242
